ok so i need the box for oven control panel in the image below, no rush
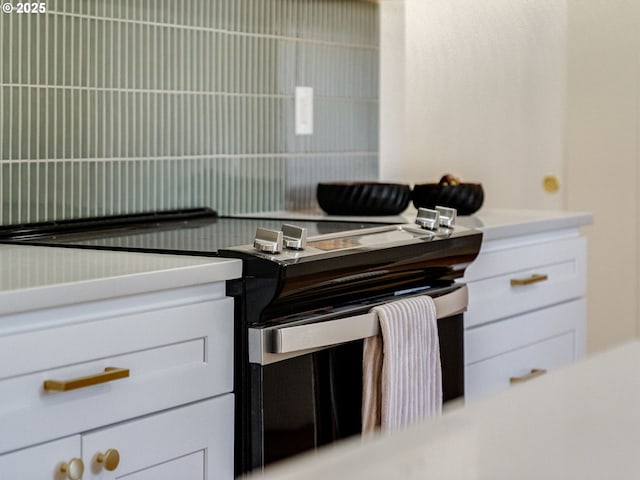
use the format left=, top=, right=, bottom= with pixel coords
left=239, top=207, right=470, bottom=260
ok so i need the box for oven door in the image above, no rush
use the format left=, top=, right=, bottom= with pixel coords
left=247, top=285, right=467, bottom=468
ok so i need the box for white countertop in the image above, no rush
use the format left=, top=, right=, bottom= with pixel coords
left=249, top=340, right=640, bottom=480
left=240, top=207, right=593, bottom=241
left=0, top=244, right=242, bottom=316
left=456, top=208, right=593, bottom=241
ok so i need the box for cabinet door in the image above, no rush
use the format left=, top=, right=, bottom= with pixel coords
left=81, top=395, right=234, bottom=480
left=0, top=436, right=81, bottom=480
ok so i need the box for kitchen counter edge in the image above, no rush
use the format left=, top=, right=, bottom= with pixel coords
left=0, top=245, right=242, bottom=316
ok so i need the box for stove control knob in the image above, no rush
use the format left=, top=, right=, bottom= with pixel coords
left=254, top=228, right=283, bottom=254
left=282, top=224, right=307, bottom=250
left=415, top=208, right=440, bottom=230
left=436, top=206, right=457, bottom=228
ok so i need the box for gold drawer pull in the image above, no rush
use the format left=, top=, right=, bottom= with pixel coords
left=510, top=368, right=547, bottom=384
left=96, top=448, right=121, bottom=471
left=44, top=367, right=129, bottom=392
left=510, top=274, right=548, bottom=286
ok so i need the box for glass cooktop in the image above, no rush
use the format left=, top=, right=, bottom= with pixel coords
left=0, top=211, right=390, bottom=256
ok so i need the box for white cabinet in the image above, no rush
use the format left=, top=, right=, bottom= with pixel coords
left=463, top=231, right=587, bottom=400
left=0, top=395, right=233, bottom=480
left=0, top=280, right=237, bottom=480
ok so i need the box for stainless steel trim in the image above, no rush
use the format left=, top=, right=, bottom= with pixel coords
left=227, top=223, right=475, bottom=260
left=249, top=285, right=468, bottom=365
left=304, top=223, right=451, bottom=243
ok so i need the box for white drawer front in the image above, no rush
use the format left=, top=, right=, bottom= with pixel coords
left=465, top=299, right=586, bottom=365
left=463, top=236, right=586, bottom=328
left=464, top=300, right=586, bottom=400
left=0, top=298, right=234, bottom=454
left=465, top=332, right=575, bottom=400
left=81, top=395, right=234, bottom=480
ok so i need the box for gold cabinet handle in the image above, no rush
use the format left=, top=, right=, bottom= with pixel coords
left=510, top=274, right=548, bottom=286
left=60, top=458, right=85, bottom=480
left=96, top=448, right=121, bottom=471
left=44, top=367, right=129, bottom=392
left=509, top=368, right=547, bottom=384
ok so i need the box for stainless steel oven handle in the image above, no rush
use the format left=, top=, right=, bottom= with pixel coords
left=249, top=285, right=468, bottom=365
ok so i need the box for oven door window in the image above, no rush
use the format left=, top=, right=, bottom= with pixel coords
left=262, top=341, right=363, bottom=465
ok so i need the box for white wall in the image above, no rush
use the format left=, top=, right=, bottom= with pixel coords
left=379, top=0, right=406, bottom=181
left=565, top=0, right=640, bottom=353
left=380, top=0, right=640, bottom=353
left=380, top=0, right=566, bottom=210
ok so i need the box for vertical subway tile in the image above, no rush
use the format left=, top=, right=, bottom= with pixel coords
left=16, top=87, right=26, bottom=160
left=14, top=162, right=23, bottom=222
left=32, top=88, right=43, bottom=160
left=1, top=0, right=378, bottom=223
left=0, top=87, right=9, bottom=161
left=22, top=161, right=35, bottom=222
left=0, top=16, right=10, bottom=85
left=16, top=13, right=27, bottom=85
left=0, top=87, right=5, bottom=161
left=0, top=163, right=8, bottom=224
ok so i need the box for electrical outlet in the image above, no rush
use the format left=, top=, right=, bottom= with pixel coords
left=295, top=87, right=313, bottom=135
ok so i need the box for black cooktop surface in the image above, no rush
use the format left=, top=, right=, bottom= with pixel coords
left=0, top=209, right=390, bottom=256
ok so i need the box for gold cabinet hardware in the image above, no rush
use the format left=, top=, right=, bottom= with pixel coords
left=60, top=458, right=84, bottom=480
left=96, top=448, right=120, bottom=471
left=509, top=368, right=547, bottom=384
left=43, top=367, right=129, bottom=392
left=510, top=274, right=548, bottom=287
left=543, top=175, right=560, bottom=193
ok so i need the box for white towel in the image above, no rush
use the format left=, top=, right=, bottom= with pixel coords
left=362, top=295, right=442, bottom=434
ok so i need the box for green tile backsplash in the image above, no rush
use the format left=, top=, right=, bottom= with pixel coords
left=0, top=0, right=378, bottom=224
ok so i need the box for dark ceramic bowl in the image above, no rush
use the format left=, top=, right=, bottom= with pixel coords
left=412, top=183, right=484, bottom=216
left=317, top=182, right=412, bottom=216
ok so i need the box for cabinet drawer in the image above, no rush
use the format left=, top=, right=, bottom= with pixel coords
left=465, top=300, right=586, bottom=400
left=465, top=333, right=574, bottom=400
left=0, top=298, right=234, bottom=453
left=82, top=394, right=234, bottom=480
left=463, top=236, right=586, bottom=328
left=465, top=299, right=586, bottom=365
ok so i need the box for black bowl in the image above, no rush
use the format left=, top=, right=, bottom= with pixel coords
left=412, top=183, right=484, bottom=216
left=317, top=182, right=411, bottom=216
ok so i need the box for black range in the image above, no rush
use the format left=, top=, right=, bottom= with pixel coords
left=0, top=207, right=483, bottom=475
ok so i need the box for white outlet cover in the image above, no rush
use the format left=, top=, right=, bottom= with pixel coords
left=295, top=87, right=314, bottom=135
